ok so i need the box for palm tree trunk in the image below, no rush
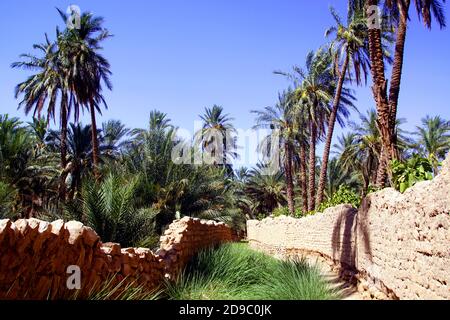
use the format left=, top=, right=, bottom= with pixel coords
left=376, top=146, right=388, bottom=187
left=60, top=98, right=68, bottom=169
left=316, top=53, right=350, bottom=207
left=387, top=0, right=410, bottom=159
left=89, top=98, right=100, bottom=179
left=59, top=92, right=68, bottom=200
left=366, top=0, right=393, bottom=186
left=285, top=143, right=295, bottom=216
left=299, top=143, right=308, bottom=214
left=308, top=123, right=317, bottom=212
left=362, top=175, right=370, bottom=197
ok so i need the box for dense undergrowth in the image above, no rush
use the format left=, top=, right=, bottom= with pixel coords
left=165, top=243, right=339, bottom=300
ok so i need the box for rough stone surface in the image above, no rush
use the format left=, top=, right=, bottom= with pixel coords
left=247, top=155, right=450, bottom=300
left=0, top=217, right=233, bottom=300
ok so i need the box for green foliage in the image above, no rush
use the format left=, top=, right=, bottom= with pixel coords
left=272, top=206, right=304, bottom=218
left=242, top=163, right=287, bottom=217
left=414, top=115, right=450, bottom=174
left=318, top=185, right=361, bottom=212
left=125, top=111, right=244, bottom=234
left=70, top=173, right=157, bottom=247
left=272, top=206, right=290, bottom=217
left=0, top=181, right=16, bottom=219
left=165, top=243, right=338, bottom=300
left=0, top=115, right=59, bottom=217
left=391, top=155, right=434, bottom=193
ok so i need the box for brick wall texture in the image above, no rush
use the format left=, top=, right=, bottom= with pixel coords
left=0, top=216, right=232, bottom=299
left=248, top=156, right=450, bottom=300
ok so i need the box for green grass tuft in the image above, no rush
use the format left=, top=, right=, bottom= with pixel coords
left=165, top=243, right=339, bottom=300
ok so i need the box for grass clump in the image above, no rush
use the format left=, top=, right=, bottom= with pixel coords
left=166, top=243, right=339, bottom=300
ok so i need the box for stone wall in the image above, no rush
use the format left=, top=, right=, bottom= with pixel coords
left=0, top=216, right=233, bottom=300
left=247, top=156, right=450, bottom=300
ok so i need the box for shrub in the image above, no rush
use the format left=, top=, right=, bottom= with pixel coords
left=272, top=206, right=290, bottom=217
left=317, top=185, right=361, bottom=212
left=273, top=206, right=304, bottom=218
left=391, top=155, right=434, bottom=193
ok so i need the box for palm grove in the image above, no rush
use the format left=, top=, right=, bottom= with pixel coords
left=1, top=2, right=449, bottom=246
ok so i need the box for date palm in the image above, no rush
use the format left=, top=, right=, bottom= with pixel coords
left=316, top=6, right=372, bottom=207
left=338, top=108, right=411, bottom=194
left=197, top=105, right=238, bottom=174
left=57, top=9, right=113, bottom=178
left=0, top=115, right=58, bottom=217
left=414, top=116, right=450, bottom=174
left=385, top=0, right=446, bottom=142
left=244, top=163, right=287, bottom=216
left=102, top=120, right=132, bottom=158
left=279, top=49, right=341, bottom=211
left=46, top=123, right=108, bottom=199
left=252, top=90, right=296, bottom=215
left=12, top=34, right=71, bottom=175
left=355, top=0, right=446, bottom=187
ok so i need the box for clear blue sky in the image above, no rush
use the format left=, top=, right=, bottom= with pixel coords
left=1, top=1, right=449, bottom=166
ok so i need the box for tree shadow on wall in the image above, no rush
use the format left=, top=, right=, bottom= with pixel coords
left=331, top=199, right=373, bottom=272
left=356, top=197, right=373, bottom=264
left=331, top=207, right=357, bottom=270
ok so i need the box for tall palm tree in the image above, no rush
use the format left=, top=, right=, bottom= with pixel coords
left=357, top=0, right=446, bottom=187
left=57, top=9, right=113, bottom=178
left=252, top=91, right=296, bottom=215
left=12, top=34, right=71, bottom=176
left=197, top=105, right=238, bottom=174
left=293, top=106, right=310, bottom=214
left=316, top=6, right=371, bottom=206
left=280, top=49, right=336, bottom=211
left=386, top=0, right=446, bottom=145
left=414, top=115, right=450, bottom=174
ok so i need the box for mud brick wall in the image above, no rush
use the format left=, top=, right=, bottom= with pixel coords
left=248, top=156, right=450, bottom=300
left=0, top=216, right=233, bottom=300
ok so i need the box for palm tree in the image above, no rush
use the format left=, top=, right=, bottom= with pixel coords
left=197, top=105, right=238, bottom=174
left=64, top=173, right=156, bottom=247
left=293, top=106, right=310, bottom=214
left=279, top=49, right=336, bottom=211
left=12, top=34, right=71, bottom=176
left=414, top=116, right=450, bottom=174
left=46, top=123, right=107, bottom=199
left=338, top=121, right=381, bottom=196
left=316, top=6, right=371, bottom=207
left=124, top=111, right=239, bottom=233
left=337, top=108, right=411, bottom=195
left=386, top=0, right=446, bottom=146
left=0, top=115, right=59, bottom=217
left=244, top=163, right=287, bottom=216
left=102, top=120, right=131, bottom=158
left=57, top=9, right=113, bottom=178
left=358, top=0, right=446, bottom=187
left=252, top=91, right=296, bottom=215
left=324, top=157, right=361, bottom=198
